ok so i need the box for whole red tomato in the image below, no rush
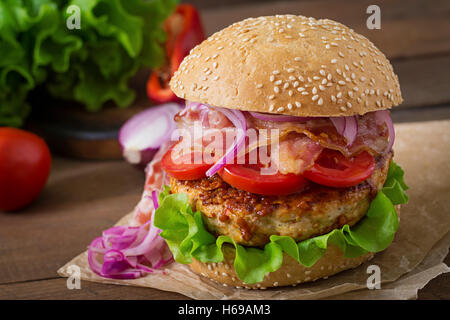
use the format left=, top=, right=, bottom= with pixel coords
left=0, top=128, right=52, bottom=211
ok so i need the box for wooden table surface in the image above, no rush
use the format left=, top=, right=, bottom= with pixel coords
left=1, top=0, right=449, bottom=300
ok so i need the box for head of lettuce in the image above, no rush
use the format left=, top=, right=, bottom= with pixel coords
left=0, top=0, right=178, bottom=127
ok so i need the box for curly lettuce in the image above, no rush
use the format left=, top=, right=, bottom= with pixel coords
left=0, top=0, right=178, bottom=127
left=154, top=161, right=409, bottom=284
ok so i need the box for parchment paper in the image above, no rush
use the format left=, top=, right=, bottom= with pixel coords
left=58, top=120, right=450, bottom=299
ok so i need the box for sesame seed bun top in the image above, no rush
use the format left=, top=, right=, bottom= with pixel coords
left=170, top=15, right=403, bottom=117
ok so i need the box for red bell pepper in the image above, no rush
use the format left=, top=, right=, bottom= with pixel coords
left=147, top=4, right=206, bottom=103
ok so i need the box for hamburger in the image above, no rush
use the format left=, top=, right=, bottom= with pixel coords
left=152, top=15, right=409, bottom=289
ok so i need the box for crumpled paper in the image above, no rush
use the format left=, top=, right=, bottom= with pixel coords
left=58, top=120, right=450, bottom=299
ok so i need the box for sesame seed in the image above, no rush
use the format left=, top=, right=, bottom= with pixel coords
left=269, top=104, right=275, bottom=111
left=295, top=101, right=301, bottom=108
left=256, top=84, right=263, bottom=89
left=331, top=59, right=337, bottom=64
left=289, top=75, right=296, bottom=81
left=301, top=91, right=309, bottom=95
left=274, top=80, right=282, bottom=85
left=337, top=92, right=342, bottom=98
left=347, top=102, right=352, bottom=108
left=213, top=62, right=218, bottom=68
left=213, top=76, right=220, bottom=81
left=299, top=33, right=305, bottom=37
left=274, top=86, right=280, bottom=93
left=273, top=282, right=279, bottom=286
left=331, top=95, right=336, bottom=103
left=273, top=70, right=280, bottom=75
left=338, top=80, right=346, bottom=85
left=312, top=94, right=319, bottom=101
left=298, top=75, right=305, bottom=82
left=269, top=95, right=275, bottom=100
left=348, top=91, right=354, bottom=98
left=294, top=57, right=301, bottom=61
left=297, top=87, right=305, bottom=92
left=287, top=68, right=295, bottom=73
left=312, top=87, right=318, bottom=94
left=287, top=103, right=293, bottom=110
left=318, top=97, right=324, bottom=105
left=340, top=106, right=347, bottom=111
left=288, top=90, right=294, bottom=96
left=217, top=46, right=223, bottom=50
left=277, top=107, right=285, bottom=112
left=270, top=75, right=275, bottom=82
left=325, top=44, right=330, bottom=49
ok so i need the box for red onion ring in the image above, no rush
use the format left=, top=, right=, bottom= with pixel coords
left=330, top=116, right=358, bottom=146
left=375, top=110, right=395, bottom=153
left=119, top=103, right=182, bottom=167
left=88, top=190, right=172, bottom=279
left=206, top=107, right=247, bottom=177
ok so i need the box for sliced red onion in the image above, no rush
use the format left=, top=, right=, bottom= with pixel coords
left=343, top=116, right=358, bottom=146
left=151, top=190, right=159, bottom=210
left=375, top=110, right=395, bottom=153
left=330, top=117, right=346, bottom=134
left=206, top=107, right=247, bottom=177
left=88, top=191, right=172, bottom=280
left=119, top=103, right=182, bottom=166
left=249, top=111, right=313, bottom=122
left=331, top=116, right=358, bottom=146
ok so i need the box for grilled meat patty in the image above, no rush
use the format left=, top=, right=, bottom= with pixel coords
left=170, top=153, right=392, bottom=247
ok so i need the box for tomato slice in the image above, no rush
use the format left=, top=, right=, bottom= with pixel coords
left=218, top=164, right=309, bottom=196
left=303, top=149, right=375, bottom=188
left=161, top=144, right=211, bottom=180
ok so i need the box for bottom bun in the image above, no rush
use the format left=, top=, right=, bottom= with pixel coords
left=189, top=206, right=401, bottom=289
left=189, top=244, right=374, bottom=289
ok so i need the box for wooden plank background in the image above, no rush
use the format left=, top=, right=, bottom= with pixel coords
left=0, top=0, right=448, bottom=300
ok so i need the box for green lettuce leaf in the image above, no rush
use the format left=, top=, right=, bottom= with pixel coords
left=154, top=161, right=409, bottom=284
left=0, top=0, right=178, bottom=126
